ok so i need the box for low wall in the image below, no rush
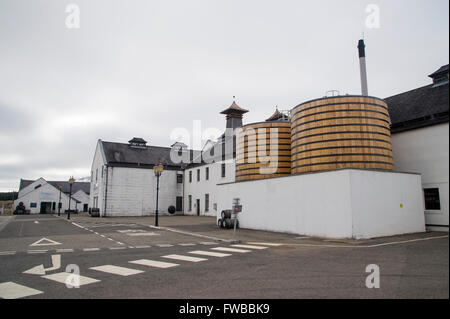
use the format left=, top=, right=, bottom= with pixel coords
left=216, top=169, right=425, bottom=239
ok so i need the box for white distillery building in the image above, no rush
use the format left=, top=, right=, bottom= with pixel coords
left=387, top=64, right=449, bottom=231
left=89, top=137, right=197, bottom=217
left=15, top=178, right=90, bottom=214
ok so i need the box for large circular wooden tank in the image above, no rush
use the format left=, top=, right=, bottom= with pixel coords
left=236, top=122, right=291, bottom=182
left=291, top=95, right=394, bottom=174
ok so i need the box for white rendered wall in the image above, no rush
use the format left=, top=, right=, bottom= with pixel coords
left=89, top=141, right=107, bottom=213
left=392, top=123, right=449, bottom=228
left=104, top=166, right=181, bottom=217
left=184, top=159, right=235, bottom=217
left=216, top=169, right=424, bottom=239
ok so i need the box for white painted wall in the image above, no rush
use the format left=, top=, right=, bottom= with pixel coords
left=89, top=140, right=107, bottom=213
left=104, top=166, right=182, bottom=217
left=216, top=169, right=425, bottom=239
left=184, top=159, right=235, bottom=217
left=392, top=123, right=449, bottom=229
left=72, top=190, right=90, bottom=211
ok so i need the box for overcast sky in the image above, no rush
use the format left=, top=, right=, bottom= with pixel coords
left=0, top=0, right=448, bottom=191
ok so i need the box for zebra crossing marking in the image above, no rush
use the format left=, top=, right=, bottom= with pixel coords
left=129, top=259, right=179, bottom=268
left=157, top=244, right=174, bottom=248
left=188, top=250, right=231, bottom=258
left=83, top=248, right=100, bottom=252
left=90, top=265, right=144, bottom=276
left=0, top=282, right=43, bottom=299
left=42, top=272, right=100, bottom=286
left=179, top=243, right=196, bottom=246
left=231, top=244, right=268, bottom=250
left=211, top=247, right=250, bottom=253
left=162, top=254, right=207, bottom=263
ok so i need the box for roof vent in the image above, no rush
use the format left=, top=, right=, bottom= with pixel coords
left=429, top=64, right=449, bottom=88
left=128, top=137, right=147, bottom=148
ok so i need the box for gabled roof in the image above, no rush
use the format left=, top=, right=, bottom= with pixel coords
left=220, top=101, right=249, bottom=115
left=101, top=141, right=199, bottom=170
left=19, top=179, right=90, bottom=195
left=429, top=64, right=449, bottom=79
left=386, top=81, right=449, bottom=133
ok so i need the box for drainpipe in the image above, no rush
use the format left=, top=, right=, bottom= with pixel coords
left=103, top=165, right=109, bottom=218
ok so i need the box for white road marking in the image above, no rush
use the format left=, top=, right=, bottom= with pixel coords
left=24, top=254, right=61, bottom=275
left=94, top=232, right=100, bottom=235
left=83, top=248, right=100, bottom=252
left=0, top=251, right=16, bottom=256
left=162, top=254, right=207, bottom=263
left=200, top=242, right=217, bottom=245
left=0, top=282, right=43, bottom=299
left=179, top=243, right=196, bottom=246
left=232, top=244, right=268, bottom=250
left=246, top=242, right=285, bottom=246
left=56, top=249, right=74, bottom=253
left=27, top=250, right=48, bottom=254
left=134, top=245, right=151, bottom=249
left=116, top=242, right=125, bottom=245
left=129, top=259, right=179, bottom=269
left=30, top=237, right=62, bottom=247
left=127, top=232, right=159, bottom=236
left=42, top=272, right=100, bottom=286
left=34, top=221, right=39, bottom=224
left=107, top=238, right=114, bottom=241
left=71, top=222, right=84, bottom=229
left=157, top=244, right=174, bottom=247
left=100, top=235, right=106, bottom=238
left=90, top=265, right=144, bottom=276
left=211, top=247, right=250, bottom=253
left=188, top=250, right=231, bottom=258
left=109, top=247, right=126, bottom=250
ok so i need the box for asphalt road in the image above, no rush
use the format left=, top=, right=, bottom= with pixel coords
left=0, top=214, right=448, bottom=299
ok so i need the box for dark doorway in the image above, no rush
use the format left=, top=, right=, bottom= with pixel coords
left=196, top=199, right=200, bottom=216
left=40, top=202, right=52, bottom=214
left=176, top=196, right=182, bottom=212
left=83, top=204, right=88, bottom=212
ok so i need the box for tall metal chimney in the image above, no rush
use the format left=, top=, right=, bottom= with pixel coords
left=358, top=39, right=368, bottom=96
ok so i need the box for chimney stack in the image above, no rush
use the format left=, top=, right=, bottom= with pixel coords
left=358, top=39, right=369, bottom=96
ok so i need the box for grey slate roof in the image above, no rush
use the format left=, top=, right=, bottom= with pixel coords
left=385, top=76, right=449, bottom=133
left=19, top=179, right=90, bottom=195
left=101, top=141, right=200, bottom=170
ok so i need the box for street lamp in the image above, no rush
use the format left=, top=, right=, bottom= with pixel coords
left=153, top=163, right=164, bottom=227
left=58, top=185, right=62, bottom=216
left=68, top=176, right=75, bottom=220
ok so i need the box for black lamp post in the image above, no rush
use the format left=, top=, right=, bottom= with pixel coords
left=58, top=185, right=62, bottom=216
left=153, top=163, right=164, bottom=227
left=68, top=176, right=75, bottom=220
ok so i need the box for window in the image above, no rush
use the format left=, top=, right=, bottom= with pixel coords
left=176, top=196, right=183, bottom=211
left=197, top=169, right=200, bottom=182
left=101, top=166, right=104, bottom=178
left=34, top=184, right=41, bottom=189
left=205, top=194, right=209, bottom=212
left=206, top=167, right=209, bottom=180
left=188, top=195, right=192, bottom=211
left=30, top=203, right=37, bottom=208
left=424, top=188, right=441, bottom=210
left=96, top=168, right=98, bottom=182
left=221, top=163, right=226, bottom=178
left=189, top=171, right=192, bottom=183
left=177, top=174, right=183, bottom=184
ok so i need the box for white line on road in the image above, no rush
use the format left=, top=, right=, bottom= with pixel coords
left=188, top=250, right=231, bottom=258
left=27, top=250, right=48, bottom=254
left=90, top=265, right=144, bottom=276
left=134, top=245, right=151, bottom=249
left=83, top=248, right=100, bottom=252
left=179, top=243, right=196, bottom=246
left=157, top=244, right=174, bottom=247
left=109, top=247, right=126, bottom=250
left=211, top=247, right=250, bottom=253
left=246, top=242, right=284, bottom=246
left=130, top=259, right=179, bottom=268
left=42, top=272, right=100, bottom=286
left=56, top=249, right=74, bottom=253
left=162, top=254, right=207, bottom=263
left=71, top=222, right=84, bottom=229
left=0, top=251, right=16, bottom=256
left=0, top=282, right=43, bottom=299
left=200, top=242, right=217, bottom=245
left=232, top=244, right=268, bottom=250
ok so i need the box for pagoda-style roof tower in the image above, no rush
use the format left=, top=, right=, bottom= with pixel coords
left=220, top=100, right=249, bottom=129
left=265, top=107, right=289, bottom=122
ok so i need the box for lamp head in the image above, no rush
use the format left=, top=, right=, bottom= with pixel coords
left=68, top=176, right=75, bottom=185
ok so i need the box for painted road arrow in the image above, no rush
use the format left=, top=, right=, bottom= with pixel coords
left=23, top=255, right=61, bottom=275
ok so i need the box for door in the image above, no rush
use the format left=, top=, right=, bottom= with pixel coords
left=83, top=204, right=88, bottom=212
left=196, top=199, right=200, bottom=216
left=40, top=202, right=51, bottom=214
left=176, top=197, right=182, bottom=212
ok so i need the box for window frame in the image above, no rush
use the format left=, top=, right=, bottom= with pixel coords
left=424, top=188, right=441, bottom=211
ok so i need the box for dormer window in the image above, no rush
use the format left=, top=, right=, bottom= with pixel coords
left=128, top=137, right=147, bottom=148
left=429, top=65, right=449, bottom=88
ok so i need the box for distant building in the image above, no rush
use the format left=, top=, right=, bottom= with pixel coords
left=387, top=64, right=449, bottom=230
left=15, top=178, right=90, bottom=214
